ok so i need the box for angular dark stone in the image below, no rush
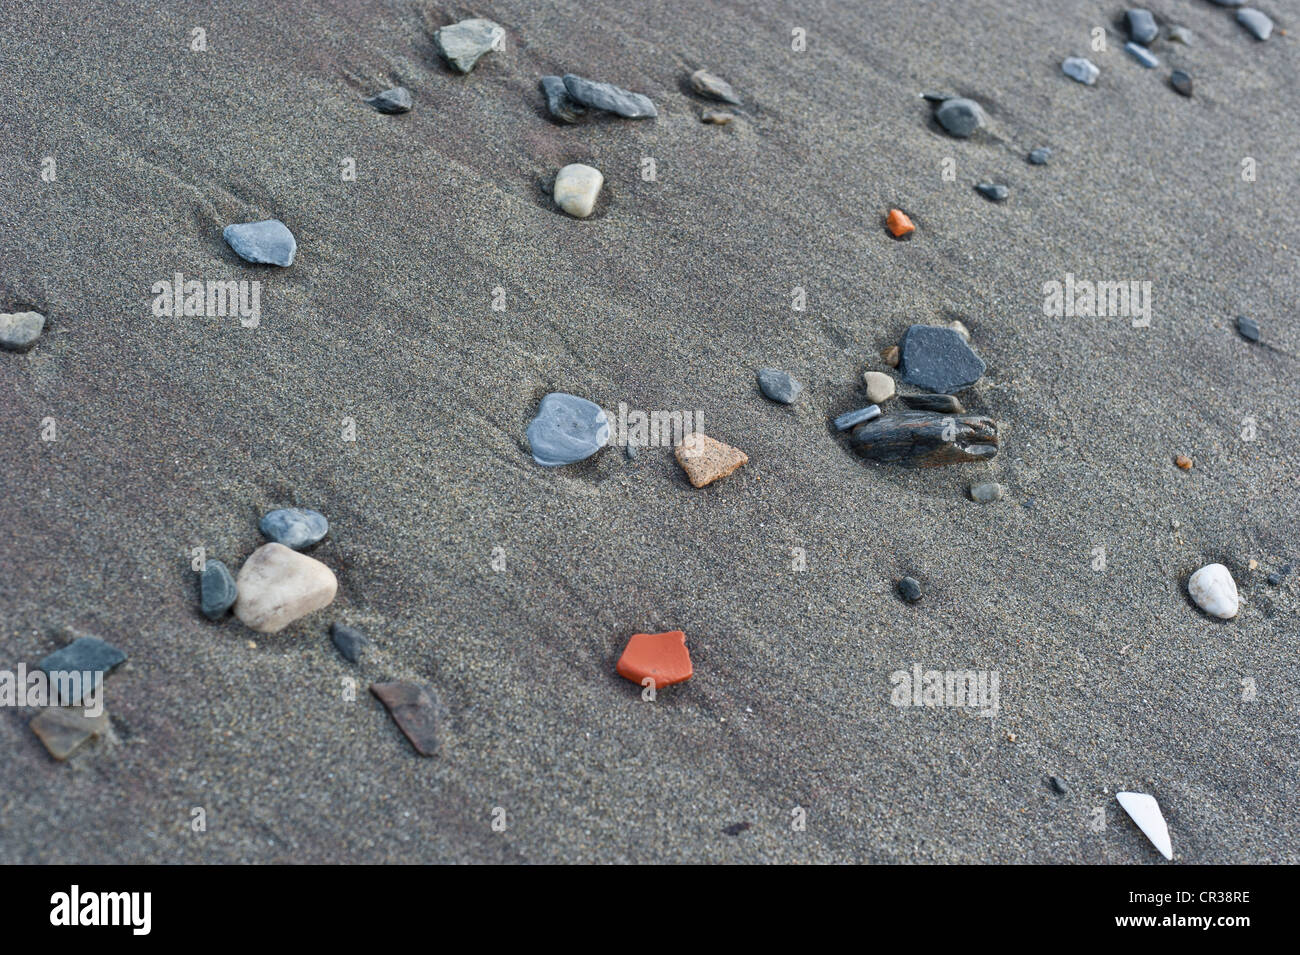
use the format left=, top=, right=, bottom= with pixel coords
left=900, top=393, right=965, bottom=414
left=833, top=405, right=881, bottom=431
left=722, top=821, right=752, bottom=836
left=757, top=368, right=802, bottom=404
left=562, top=74, right=657, bottom=119
left=200, top=559, right=238, bottom=620
left=898, top=577, right=923, bottom=603
left=38, top=636, right=126, bottom=705
left=1050, top=775, right=1068, bottom=795
left=1028, top=147, right=1052, bottom=165
left=1236, top=315, right=1260, bottom=342
left=30, top=707, right=110, bottom=761
left=851, top=412, right=998, bottom=467
left=371, top=681, right=446, bottom=756
left=365, top=86, right=412, bottom=114
left=934, top=97, right=986, bottom=137
left=260, top=507, right=329, bottom=549
left=540, top=75, right=585, bottom=124
left=1170, top=70, right=1193, bottom=98
left=1126, top=9, right=1158, bottom=45
left=1267, top=573, right=1281, bottom=587
left=330, top=623, right=368, bottom=663
left=976, top=182, right=1009, bottom=202
left=899, top=325, right=986, bottom=394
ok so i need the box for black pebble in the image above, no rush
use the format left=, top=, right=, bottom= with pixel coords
left=1236, top=315, right=1260, bottom=342
left=1170, top=70, right=1193, bottom=98
left=898, top=576, right=923, bottom=603
left=1267, top=573, right=1281, bottom=586
left=330, top=623, right=368, bottom=663
left=975, top=182, right=1009, bottom=202
left=723, top=822, right=752, bottom=836
left=1049, top=775, right=1068, bottom=795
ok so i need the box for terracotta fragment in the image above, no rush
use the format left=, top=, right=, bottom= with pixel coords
left=616, top=631, right=693, bottom=688
left=370, top=682, right=446, bottom=756
left=675, top=432, right=748, bottom=487
left=887, top=209, right=915, bottom=237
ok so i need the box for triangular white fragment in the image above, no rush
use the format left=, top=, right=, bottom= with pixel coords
left=1117, top=792, right=1173, bottom=860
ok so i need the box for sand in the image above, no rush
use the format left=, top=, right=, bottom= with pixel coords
left=0, top=0, right=1296, bottom=863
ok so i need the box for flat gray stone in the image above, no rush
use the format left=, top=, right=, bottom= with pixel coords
left=0, top=311, right=45, bottom=352
left=435, top=18, right=504, bottom=73
left=526, top=392, right=610, bottom=466
left=331, top=623, right=368, bottom=663
left=1170, top=70, right=1193, bottom=97
left=1237, top=9, right=1273, bottom=40
left=1126, top=9, right=1158, bottom=45
left=976, top=182, right=1008, bottom=202
left=934, top=97, right=986, bottom=137
left=562, top=74, right=657, bottom=119
left=540, top=75, right=585, bottom=124
left=1236, top=315, right=1260, bottom=342
left=31, top=707, right=110, bottom=761
left=898, top=577, right=923, bottom=603
left=200, top=559, right=238, bottom=620
left=1063, top=57, right=1100, bottom=86
left=970, top=481, right=1005, bottom=503
left=223, top=219, right=296, bottom=266
left=1028, top=147, right=1052, bottom=165
left=757, top=368, right=802, bottom=404
left=899, top=324, right=986, bottom=394
left=38, top=636, right=126, bottom=704
left=690, top=68, right=741, bottom=105
left=365, top=86, right=412, bottom=114
left=259, top=507, right=329, bottom=550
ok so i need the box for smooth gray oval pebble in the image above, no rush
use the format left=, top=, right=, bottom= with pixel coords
left=526, top=392, right=610, bottom=466
left=757, top=368, right=802, bottom=404
left=259, top=507, right=329, bottom=549
left=223, top=219, right=296, bottom=266
left=200, top=559, right=239, bottom=619
left=935, top=97, right=986, bottom=137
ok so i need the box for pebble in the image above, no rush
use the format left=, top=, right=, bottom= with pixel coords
left=200, top=559, right=238, bottom=619
left=1049, top=775, right=1069, bottom=795
left=675, top=432, right=748, bottom=487
left=899, top=324, right=987, bottom=394
left=852, top=412, right=999, bottom=466
left=1188, top=563, right=1239, bottom=619
left=370, top=681, right=447, bottom=756
left=947, top=319, right=972, bottom=342
left=970, top=481, right=1005, bottom=503
left=898, top=577, right=923, bottom=603
left=0, top=310, right=46, bottom=352
left=701, top=109, right=734, bottom=125
left=1063, top=57, right=1100, bottom=86
left=234, top=542, right=338, bottom=633
left=1167, top=25, right=1194, bottom=45
left=723, top=822, right=752, bottom=836
left=1236, top=315, right=1260, bottom=342
left=757, top=368, right=802, bottom=404
left=435, top=18, right=505, bottom=73
left=526, top=392, right=610, bottom=466
left=539, top=75, right=586, bottom=124
left=30, top=707, right=110, bottom=761
left=881, top=345, right=900, bottom=367
left=260, top=507, right=329, bottom=550
left=863, top=371, right=895, bottom=403
left=616, top=630, right=693, bottom=688
left=1170, top=70, right=1193, bottom=97
left=900, top=393, right=965, bottom=413
left=1175, top=454, right=1193, bottom=470
left=1126, top=9, right=1158, bottom=45
left=690, top=68, right=741, bottom=105
left=223, top=219, right=296, bottom=266
left=330, top=623, right=368, bottom=663
left=1125, top=42, right=1160, bottom=68
left=975, top=182, right=1009, bottom=202
left=1116, top=791, right=1173, bottom=861
left=364, top=86, right=412, bottom=114
left=886, top=209, right=915, bottom=237
left=934, top=97, right=986, bottom=137
left=1237, top=9, right=1273, bottom=40
left=38, top=636, right=127, bottom=704
left=1028, top=147, right=1052, bottom=165
left=553, top=163, right=603, bottom=218
left=1209, top=0, right=1244, bottom=6
left=562, top=74, right=657, bottom=119
left=833, top=405, right=882, bottom=431
left=1267, top=572, right=1281, bottom=587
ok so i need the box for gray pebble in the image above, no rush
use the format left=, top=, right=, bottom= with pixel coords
left=0, top=311, right=46, bottom=352
left=1062, top=57, right=1100, bottom=86
left=690, top=68, right=741, bottom=105
left=200, top=559, right=238, bottom=620
left=435, top=18, right=505, bottom=73
left=562, top=74, right=657, bottom=119
left=1124, top=42, right=1159, bottom=69
left=526, top=392, right=610, bottom=466
left=757, top=368, right=802, bottom=404
left=1126, top=9, right=1158, bottom=45
left=1209, top=0, right=1244, bottom=6
left=540, top=75, right=585, bottom=124
left=934, top=97, right=986, bottom=137
left=38, top=636, right=126, bottom=704
left=1050, top=775, right=1069, bottom=795
left=898, top=577, right=923, bottom=603
left=1267, top=573, right=1281, bottom=587
left=365, top=86, right=412, bottom=114
left=970, top=482, right=1005, bottom=503
left=975, top=182, right=1008, bottom=202
left=833, top=405, right=881, bottom=431
left=899, top=324, right=986, bottom=394
left=1028, top=147, right=1052, bottom=165
left=260, top=507, right=329, bottom=549
left=1237, top=315, right=1260, bottom=342
left=1237, top=8, right=1273, bottom=40
left=330, top=623, right=368, bottom=663
left=223, top=219, right=296, bottom=267
left=1170, top=70, right=1193, bottom=98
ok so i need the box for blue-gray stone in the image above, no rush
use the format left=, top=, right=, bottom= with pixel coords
left=934, top=97, right=986, bottom=137
left=833, top=405, right=881, bottom=431
left=365, top=87, right=412, bottom=114
left=1236, top=315, right=1260, bottom=342
left=1237, top=9, right=1273, bottom=40
left=976, top=182, right=1008, bottom=202
left=1028, top=147, right=1052, bottom=165
left=1063, top=57, right=1100, bottom=85
left=1170, top=70, right=1193, bottom=97
left=39, top=636, right=126, bottom=703
left=757, top=368, right=802, bottom=404
left=200, top=559, right=238, bottom=620
left=899, top=325, right=986, bottom=394
left=330, top=623, right=368, bottom=663
left=526, top=392, right=610, bottom=466
left=1209, top=0, right=1244, bottom=6
left=0, top=311, right=45, bottom=352
left=540, top=75, right=585, bottom=124
left=1126, top=9, right=1158, bottom=45
left=435, top=18, right=505, bottom=73
left=223, top=219, right=296, bottom=266
left=259, top=507, right=329, bottom=549
left=562, top=74, right=657, bottom=119
left=1124, top=42, right=1159, bottom=68
left=898, top=577, right=923, bottom=603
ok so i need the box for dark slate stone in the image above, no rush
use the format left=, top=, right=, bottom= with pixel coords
left=1236, top=315, right=1260, bottom=342
left=1126, top=9, right=1158, bottom=45
left=899, top=325, right=986, bottom=394
left=1267, top=573, right=1281, bottom=587
left=38, top=636, right=126, bottom=704
left=562, top=74, right=657, bottom=119
left=1050, top=775, right=1069, bottom=795
left=757, top=368, right=802, bottom=404
left=975, top=182, right=1009, bottom=202
left=371, top=682, right=447, bottom=756
left=526, top=392, right=610, bottom=466
left=921, top=91, right=953, bottom=103
left=200, top=559, right=238, bottom=620
left=833, top=405, right=881, bottom=431
left=900, top=393, right=965, bottom=414
left=1170, top=70, right=1193, bottom=98
left=722, top=821, right=752, bottom=836
left=260, top=507, right=329, bottom=549
left=223, top=219, right=296, bottom=266
left=852, top=412, right=998, bottom=466
left=330, top=623, right=368, bottom=663
left=934, top=97, right=985, bottom=137
left=1028, top=147, right=1052, bottom=165
left=365, top=86, right=412, bottom=114
left=540, top=75, right=586, bottom=124
left=898, top=577, right=923, bottom=603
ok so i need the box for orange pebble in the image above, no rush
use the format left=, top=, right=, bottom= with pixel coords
left=887, top=209, right=915, bottom=237
left=1175, top=454, right=1192, bottom=470
left=616, top=630, right=693, bottom=688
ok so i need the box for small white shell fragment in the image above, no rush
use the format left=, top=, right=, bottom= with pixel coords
left=1116, top=791, right=1173, bottom=860
left=1188, top=562, right=1239, bottom=619
left=553, top=163, right=603, bottom=218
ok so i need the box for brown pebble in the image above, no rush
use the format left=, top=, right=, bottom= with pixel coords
left=1175, top=454, right=1193, bottom=470
left=676, top=432, right=748, bottom=487
left=30, top=707, right=110, bottom=761
left=370, top=682, right=447, bottom=756
left=881, top=345, right=900, bottom=367
left=701, top=109, right=733, bottom=125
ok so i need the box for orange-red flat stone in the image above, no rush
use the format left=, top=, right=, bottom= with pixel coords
left=887, top=209, right=915, bottom=237
left=616, top=630, right=693, bottom=688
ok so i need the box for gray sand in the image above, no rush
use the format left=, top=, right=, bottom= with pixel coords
left=1, top=0, right=1296, bottom=863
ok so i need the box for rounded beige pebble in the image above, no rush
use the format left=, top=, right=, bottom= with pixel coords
left=234, top=542, right=338, bottom=633
left=554, top=163, right=603, bottom=218
left=863, top=371, right=895, bottom=403
left=1188, top=563, right=1239, bottom=620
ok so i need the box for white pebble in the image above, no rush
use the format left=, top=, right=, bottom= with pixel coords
left=862, top=371, right=895, bottom=403
left=1188, top=563, right=1239, bottom=619
left=234, top=543, right=338, bottom=633
left=554, top=163, right=603, bottom=218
